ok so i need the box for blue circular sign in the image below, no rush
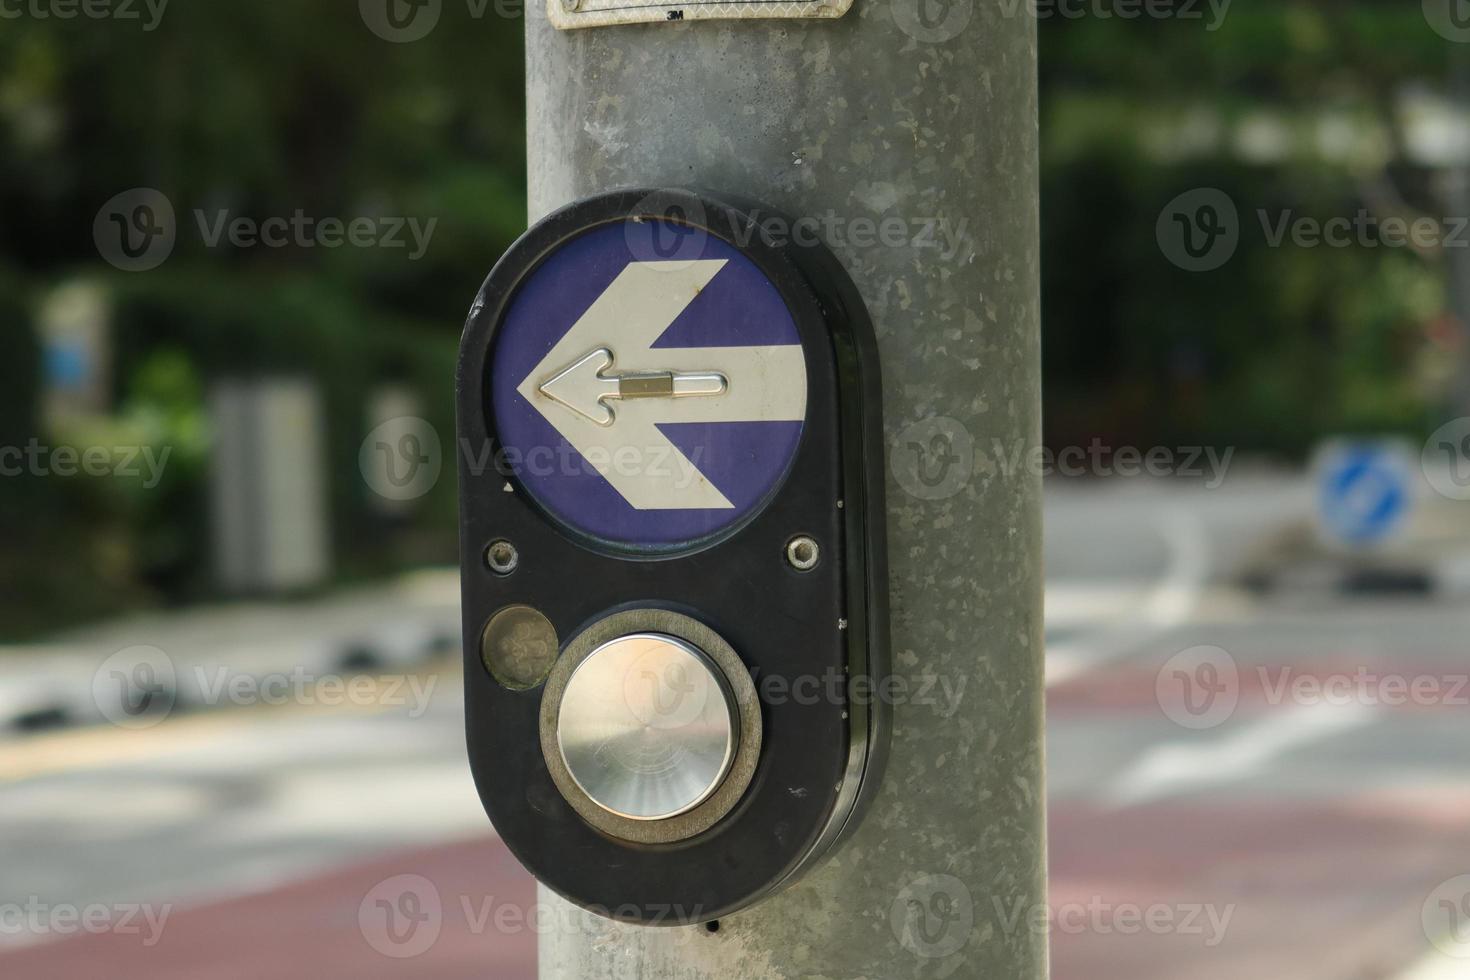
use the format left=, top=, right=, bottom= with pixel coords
left=491, top=221, right=808, bottom=551
left=1317, top=443, right=1414, bottom=545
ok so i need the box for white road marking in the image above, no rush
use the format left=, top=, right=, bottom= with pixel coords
left=1047, top=506, right=1210, bottom=687
left=1393, top=951, right=1470, bottom=980
left=1104, top=700, right=1377, bottom=809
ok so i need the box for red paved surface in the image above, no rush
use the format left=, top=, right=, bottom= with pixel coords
left=1049, top=794, right=1470, bottom=980
left=0, top=836, right=537, bottom=980
left=1049, top=659, right=1470, bottom=718
left=7, top=792, right=1465, bottom=979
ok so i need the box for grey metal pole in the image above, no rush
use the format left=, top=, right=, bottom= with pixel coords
left=526, top=3, right=1046, bottom=977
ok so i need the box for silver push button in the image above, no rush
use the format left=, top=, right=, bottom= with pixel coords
left=555, top=633, right=738, bottom=821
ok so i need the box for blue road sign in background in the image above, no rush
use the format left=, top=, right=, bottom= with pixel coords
left=1316, top=441, right=1415, bottom=546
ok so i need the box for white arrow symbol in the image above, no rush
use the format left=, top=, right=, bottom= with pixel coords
left=518, top=259, right=807, bottom=512
left=538, top=348, right=728, bottom=427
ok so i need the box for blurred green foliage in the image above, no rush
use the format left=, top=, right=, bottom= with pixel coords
left=0, top=2, right=1464, bottom=632
left=0, top=6, right=526, bottom=632
left=1040, top=4, right=1458, bottom=453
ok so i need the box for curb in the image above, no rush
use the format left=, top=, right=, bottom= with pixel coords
left=0, top=621, right=459, bottom=740
left=1246, top=553, right=1470, bottom=600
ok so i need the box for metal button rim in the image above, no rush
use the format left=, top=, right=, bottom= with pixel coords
left=538, top=609, right=763, bottom=845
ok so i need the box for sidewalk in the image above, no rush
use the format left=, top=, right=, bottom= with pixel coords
left=0, top=569, right=461, bottom=735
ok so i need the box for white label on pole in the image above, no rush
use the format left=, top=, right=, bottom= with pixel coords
left=548, top=0, right=851, bottom=30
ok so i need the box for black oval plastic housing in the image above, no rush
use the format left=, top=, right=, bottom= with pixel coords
left=456, top=188, right=889, bottom=925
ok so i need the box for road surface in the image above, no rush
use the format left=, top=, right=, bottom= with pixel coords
left=3, top=475, right=1469, bottom=978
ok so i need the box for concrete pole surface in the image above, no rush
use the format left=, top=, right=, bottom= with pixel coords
left=526, top=3, right=1045, bottom=978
